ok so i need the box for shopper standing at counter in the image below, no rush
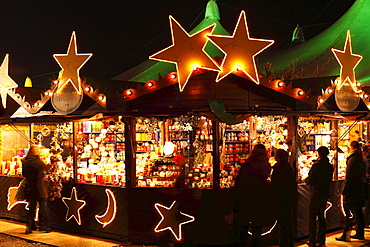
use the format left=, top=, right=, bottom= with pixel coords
left=306, top=146, right=334, bottom=247
left=235, top=144, right=272, bottom=247
left=336, top=141, right=367, bottom=242
left=22, top=145, right=51, bottom=234
left=271, top=149, right=296, bottom=247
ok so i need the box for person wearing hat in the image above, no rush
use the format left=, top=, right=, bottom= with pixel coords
left=306, top=146, right=334, bottom=247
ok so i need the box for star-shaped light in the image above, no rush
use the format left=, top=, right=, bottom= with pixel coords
left=7, top=186, right=28, bottom=211
left=207, top=11, right=274, bottom=83
left=331, top=30, right=362, bottom=91
left=54, top=32, right=92, bottom=93
left=154, top=200, right=195, bottom=241
left=0, top=54, right=18, bottom=108
left=149, top=16, right=220, bottom=92
left=62, top=187, right=86, bottom=225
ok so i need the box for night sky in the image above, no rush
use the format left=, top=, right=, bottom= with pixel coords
left=0, top=0, right=355, bottom=88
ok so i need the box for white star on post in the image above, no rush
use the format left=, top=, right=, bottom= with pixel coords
left=207, top=11, right=274, bottom=83
left=150, top=16, right=220, bottom=92
left=54, top=32, right=92, bottom=93
left=331, top=30, right=362, bottom=91
left=0, top=54, right=18, bottom=108
left=154, top=200, right=195, bottom=241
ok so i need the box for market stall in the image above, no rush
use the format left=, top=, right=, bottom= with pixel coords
left=0, top=0, right=369, bottom=245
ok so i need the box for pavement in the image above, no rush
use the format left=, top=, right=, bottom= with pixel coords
left=1, top=218, right=370, bottom=247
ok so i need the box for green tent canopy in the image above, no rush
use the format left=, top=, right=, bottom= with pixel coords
left=113, top=0, right=229, bottom=83
left=259, top=0, right=370, bottom=85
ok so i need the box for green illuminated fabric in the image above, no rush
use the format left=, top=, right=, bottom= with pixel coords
left=113, top=0, right=229, bottom=83
left=260, top=0, right=370, bottom=85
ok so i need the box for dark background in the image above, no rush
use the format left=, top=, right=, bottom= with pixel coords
left=0, top=0, right=355, bottom=88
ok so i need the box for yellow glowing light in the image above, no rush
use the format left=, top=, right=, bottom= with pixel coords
left=319, top=98, right=324, bottom=103
left=297, top=90, right=304, bottom=96
left=98, top=94, right=105, bottom=101
left=84, top=86, right=92, bottom=92
left=0, top=54, right=18, bottom=108
left=357, top=82, right=362, bottom=87
left=149, top=16, right=220, bottom=92
left=331, top=30, right=362, bottom=91
left=126, top=90, right=132, bottom=96
left=365, top=94, right=368, bottom=98
left=170, top=73, right=177, bottom=79
left=53, top=32, right=92, bottom=93
left=62, top=187, right=86, bottom=225
left=147, top=81, right=153, bottom=87
left=327, top=88, right=333, bottom=94
left=154, top=200, right=195, bottom=241
left=207, top=11, right=274, bottom=83
left=44, top=91, right=51, bottom=96
left=95, top=189, right=117, bottom=228
left=277, top=81, right=284, bottom=87
left=53, top=80, right=59, bottom=84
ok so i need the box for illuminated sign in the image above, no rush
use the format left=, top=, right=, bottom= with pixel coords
left=95, top=189, right=117, bottom=227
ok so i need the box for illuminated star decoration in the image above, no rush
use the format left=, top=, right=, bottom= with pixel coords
left=53, top=31, right=92, bottom=93
left=154, top=200, right=195, bottom=241
left=149, top=16, right=220, bottom=92
left=207, top=11, right=274, bottom=83
left=331, top=30, right=362, bottom=92
left=0, top=54, right=18, bottom=108
left=62, top=187, right=86, bottom=225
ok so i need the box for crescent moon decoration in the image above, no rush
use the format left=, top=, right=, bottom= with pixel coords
left=247, top=220, right=278, bottom=236
left=95, top=189, right=117, bottom=228
left=62, top=187, right=86, bottom=225
left=7, top=186, right=28, bottom=211
left=154, top=200, right=195, bottom=241
left=324, top=201, right=332, bottom=219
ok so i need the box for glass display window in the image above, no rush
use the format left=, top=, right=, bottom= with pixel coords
left=75, top=118, right=126, bottom=187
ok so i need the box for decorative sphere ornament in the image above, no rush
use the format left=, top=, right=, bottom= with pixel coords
left=335, top=81, right=360, bottom=112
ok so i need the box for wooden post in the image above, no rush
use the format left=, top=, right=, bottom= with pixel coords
left=72, top=122, right=78, bottom=182
left=125, top=117, right=136, bottom=188
left=212, top=120, right=220, bottom=190
left=287, top=115, right=298, bottom=176
left=332, top=120, right=339, bottom=180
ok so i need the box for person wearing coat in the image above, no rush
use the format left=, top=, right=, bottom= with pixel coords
left=306, top=146, right=334, bottom=247
left=336, top=141, right=367, bottom=242
left=235, top=144, right=272, bottom=247
left=22, top=145, right=50, bottom=234
left=270, top=149, right=296, bottom=247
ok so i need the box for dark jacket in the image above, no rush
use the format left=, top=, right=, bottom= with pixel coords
left=306, top=157, right=333, bottom=199
left=271, top=160, right=297, bottom=208
left=343, top=149, right=367, bottom=207
left=22, top=155, right=48, bottom=201
left=235, top=159, right=273, bottom=226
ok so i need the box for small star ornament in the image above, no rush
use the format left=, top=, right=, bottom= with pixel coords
left=154, top=200, right=195, bottom=241
left=54, top=32, right=92, bottom=93
left=62, top=187, right=86, bottom=225
left=150, top=16, right=220, bottom=92
left=207, top=11, right=274, bottom=83
left=331, top=30, right=362, bottom=92
left=0, top=54, right=18, bottom=108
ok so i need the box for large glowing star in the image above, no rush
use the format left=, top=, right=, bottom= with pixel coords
left=53, top=32, right=92, bottom=93
left=207, top=11, right=274, bottom=83
left=0, top=54, right=18, bottom=108
left=95, top=189, right=117, bottom=228
left=331, top=30, right=362, bottom=91
left=149, top=16, right=220, bottom=92
left=62, top=187, right=86, bottom=225
left=154, top=200, right=195, bottom=241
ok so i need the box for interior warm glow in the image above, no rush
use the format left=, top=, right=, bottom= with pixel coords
left=298, top=90, right=304, bottom=96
